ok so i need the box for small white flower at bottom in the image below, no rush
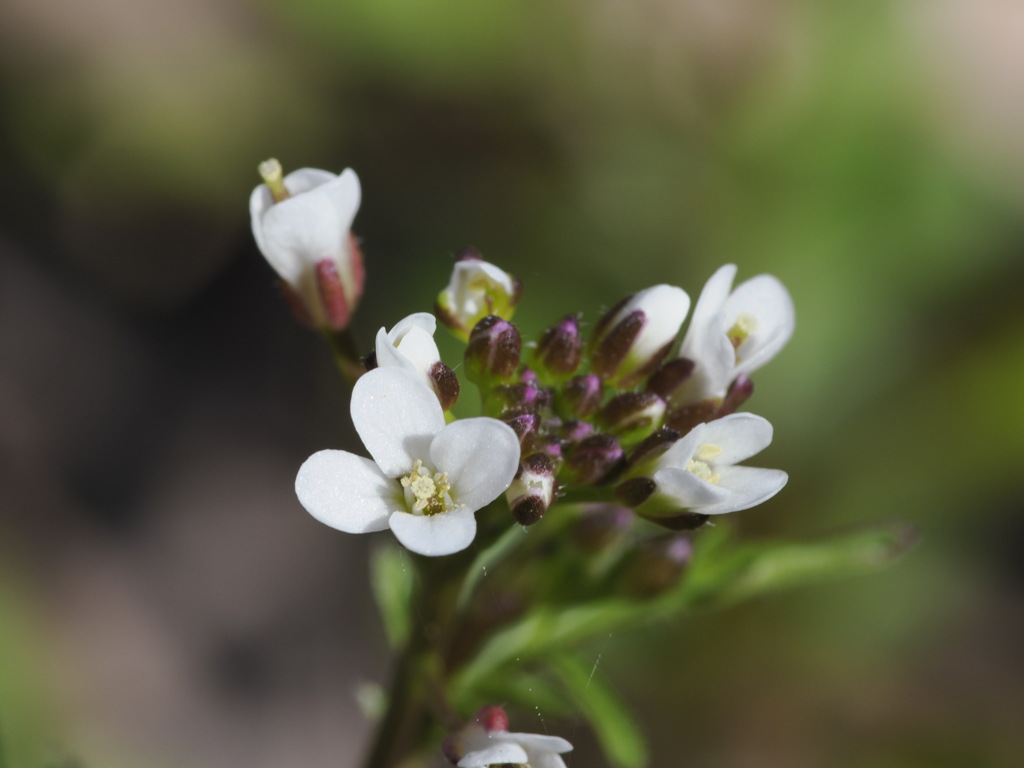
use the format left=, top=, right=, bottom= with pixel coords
left=295, top=367, right=520, bottom=556
left=456, top=725, right=573, bottom=768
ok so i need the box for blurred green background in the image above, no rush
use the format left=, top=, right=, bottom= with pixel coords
left=2, top=0, right=1023, bottom=766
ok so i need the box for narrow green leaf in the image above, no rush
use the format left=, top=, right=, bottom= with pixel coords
left=551, top=654, right=648, bottom=768
left=370, top=543, right=414, bottom=649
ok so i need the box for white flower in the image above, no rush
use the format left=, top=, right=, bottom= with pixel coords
left=672, top=264, right=794, bottom=404
left=456, top=726, right=573, bottom=768
left=250, top=161, right=364, bottom=330
left=436, top=256, right=521, bottom=341
left=295, top=367, right=520, bottom=556
left=639, top=413, right=787, bottom=517
left=591, top=284, right=691, bottom=386
left=374, top=313, right=459, bottom=409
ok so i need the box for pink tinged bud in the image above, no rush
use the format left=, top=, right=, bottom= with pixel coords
left=505, top=412, right=541, bottom=452
left=597, top=391, right=666, bottom=442
left=533, top=314, right=583, bottom=381
left=718, top=373, right=754, bottom=416
left=561, top=374, right=603, bottom=419
left=429, top=361, right=461, bottom=411
left=474, top=705, right=510, bottom=732
left=564, top=433, right=625, bottom=485
left=465, top=316, right=522, bottom=386
left=624, top=535, right=693, bottom=597
left=574, top=504, right=634, bottom=551
left=558, top=418, right=593, bottom=445
left=315, top=259, right=353, bottom=330
left=590, top=285, right=691, bottom=386
left=507, top=453, right=557, bottom=526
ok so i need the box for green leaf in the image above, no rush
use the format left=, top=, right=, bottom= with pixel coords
left=711, top=521, right=917, bottom=606
left=550, top=654, right=648, bottom=768
left=370, top=543, right=414, bottom=649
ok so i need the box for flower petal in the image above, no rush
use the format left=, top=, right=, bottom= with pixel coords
left=389, top=506, right=477, bottom=556
left=457, top=742, right=529, bottom=768
left=499, top=732, right=574, bottom=754
left=699, top=466, right=788, bottom=515
left=431, top=418, right=520, bottom=512
left=699, top=412, right=774, bottom=465
left=678, top=263, right=736, bottom=356
left=295, top=450, right=397, bottom=533
left=351, top=368, right=446, bottom=477
left=725, top=273, right=795, bottom=376
left=375, top=313, right=441, bottom=379
left=652, top=466, right=732, bottom=509
left=283, top=168, right=339, bottom=196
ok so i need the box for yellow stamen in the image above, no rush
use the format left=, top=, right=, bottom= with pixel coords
left=726, top=312, right=759, bottom=350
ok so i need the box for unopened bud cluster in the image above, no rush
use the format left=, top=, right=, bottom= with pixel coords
left=446, top=259, right=793, bottom=531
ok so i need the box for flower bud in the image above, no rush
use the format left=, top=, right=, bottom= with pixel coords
left=646, top=357, right=695, bottom=398
left=250, top=161, right=364, bottom=330
left=589, top=285, right=690, bottom=387
left=574, top=504, right=634, bottom=551
left=623, top=535, right=693, bottom=597
left=560, top=374, right=603, bottom=419
left=639, top=511, right=711, bottom=532
left=487, top=379, right=552, bottom=419
left=564, top=433, right=625, bottom=485
left=505, top=412, right=541, bottom=452
left=429, top=361, right=461, bottom=411
left=506, top=453, right=558, bottom=526
left=664, top=399, right=720, bottom=435
left=718, top=373, right=754, bottom=416
left=615, top=476, right=657, bottom=508
left=532, top=314, right=583, bottom=381
left=597, top=392, right=666, bottom=442
left=465, top=316, right=522, bottom=387
left=474, top=705, right=510, bottom=732
left=626, top=427, right=681, bottom=473
left=557, top=419, right=593, bottom=445
left=436, top=250, right=522, bottom=341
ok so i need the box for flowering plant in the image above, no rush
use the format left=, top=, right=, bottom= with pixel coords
left=252, top=161, right=911, bottom=768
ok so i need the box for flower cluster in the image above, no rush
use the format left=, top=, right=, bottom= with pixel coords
left=251, top=162, right=796, bottom=767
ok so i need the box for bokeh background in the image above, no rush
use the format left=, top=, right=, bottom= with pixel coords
left=2, top=0, right=1024, bottom=766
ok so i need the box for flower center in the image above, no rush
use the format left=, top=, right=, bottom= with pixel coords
left=400, top=459, right=455, bottom=516
left=686, top=443, right=722, bottom=485
left=726, top=312, right=759, bottom=353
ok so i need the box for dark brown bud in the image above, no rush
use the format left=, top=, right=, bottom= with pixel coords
left=597, top=391, right=666, bottom=441
left=646, top=357, right=696, bottom=398
left=719, top=374, right=754, bottom=416
left=429, top=361, right=460, bottom=411
left=561, top=374, right=603, bottom=418
left=615, top=476, right=657, bottom=508
left=533, top=314, right=583, bottom=380
left=564, top=433, right=625, bottom=485
left=465, top=316, right=522, bottom=386
left=665, top=399, right=721, bottom=434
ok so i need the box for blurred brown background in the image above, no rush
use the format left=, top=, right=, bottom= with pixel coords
left=2, top=0, right=1024, bottom=766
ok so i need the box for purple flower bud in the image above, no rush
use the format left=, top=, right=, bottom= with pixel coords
left=465, top=315, right=522, bottom=386
left=429, top=361, right=461, bottom=411
left=533, top=314, right=583, bottom=381
left=597, top=391, right=666, bottom=441
left=564, top=433, right=625, bottom=485
left=558, top=419, right=593, bottom=445
left=646, top=357, right=696, bottom=398
left=589, top=285, right=690, bottom=386
left=624, top=535, right=693, bottom=597
left=574, top=504, right=634, bottom=551
left=561, top=374, right=603, bottom=418
left=506, top=453, right=557, bottom=526
left=473, top=705, right=510, bottom=732
left=505, top=412, right=541, bottom=452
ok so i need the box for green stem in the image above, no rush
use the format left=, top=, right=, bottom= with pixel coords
left=323, top=327, right=366, bottom=385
